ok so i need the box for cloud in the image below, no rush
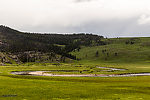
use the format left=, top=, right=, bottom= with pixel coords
left=138, top=14, right=150, bottom=25
left=1, top=0, right=150, bottom=37
left=74, top=0, right=96, bottom=3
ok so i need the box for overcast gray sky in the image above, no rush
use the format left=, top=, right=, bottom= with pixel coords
left=1, top=0, right=150, bottom=37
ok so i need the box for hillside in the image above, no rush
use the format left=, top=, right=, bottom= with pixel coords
left=0, top=25, right=105, bottom=64
left=1, top=25, right=150, bottom=65
left=71, top=37, right=150, bottom=64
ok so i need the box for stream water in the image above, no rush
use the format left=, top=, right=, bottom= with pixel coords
left=11, top=67, right=150, bottom=77
left=97, top=67, right=126, bottom=71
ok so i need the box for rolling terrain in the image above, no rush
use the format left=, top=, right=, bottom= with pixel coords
left=0, top=26, right=150, bottom=99
left=71, top=37, right=150, bottom=73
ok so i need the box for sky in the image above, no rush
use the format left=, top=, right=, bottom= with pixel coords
left=1, top=0, right=150, bottom=37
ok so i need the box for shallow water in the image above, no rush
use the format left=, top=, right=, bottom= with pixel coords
left=97, top=67, right=126, bottom=71
left=11, top=71, right=150, bottom=77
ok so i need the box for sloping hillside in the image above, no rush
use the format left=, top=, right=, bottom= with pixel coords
left=0, top=25, right=105, bottom=63
left=71, top=37, right=150, bottom=64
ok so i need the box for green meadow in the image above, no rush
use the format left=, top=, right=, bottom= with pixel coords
left=1, top=37, right=150, bottom=100
left=1, top=64, right=150, bottom=100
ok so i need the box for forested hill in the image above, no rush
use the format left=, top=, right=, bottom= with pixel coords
left=0, top=25, right=105, bottom=63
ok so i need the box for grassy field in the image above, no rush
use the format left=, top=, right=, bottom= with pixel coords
left=1, top=37, right=150, bottom=100
left=0, top=63, right=150, bottom=100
